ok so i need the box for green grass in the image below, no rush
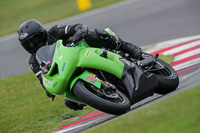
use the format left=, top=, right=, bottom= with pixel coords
left=0, top=0, right=124, bottom=37
left=159, top=54, right=174, bottom=64
left=86, top=85, right=200, bottom=133
left=0, top=73, right=96, bottom=133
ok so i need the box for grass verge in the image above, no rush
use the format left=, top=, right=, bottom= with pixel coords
left=0, top=73, right=96, bottom=133
left=86, top=85, right=200, bottom=133
left=0, top=0, right=124, bottom=37
left=159, top=54, right=174, bottom=64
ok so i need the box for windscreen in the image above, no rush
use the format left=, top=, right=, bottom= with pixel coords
left=36, top=43, right=56, bottom=66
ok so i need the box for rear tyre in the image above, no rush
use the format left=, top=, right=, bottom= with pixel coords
left=73, top=80, right=131, bottom=115
left=154, top=59, right=179, bottom=94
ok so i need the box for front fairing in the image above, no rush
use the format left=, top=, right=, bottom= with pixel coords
left=36, top=40, right=125, bottom=97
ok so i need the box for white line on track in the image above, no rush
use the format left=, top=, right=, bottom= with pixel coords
left=145, top=35, right=200, bottom=53
left=173, top=58, right=200, bottom=70
left=173, top=48, right=200, bottom=62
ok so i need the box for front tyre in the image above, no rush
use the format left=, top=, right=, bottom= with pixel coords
left=72, top=80, right=131, bottom=115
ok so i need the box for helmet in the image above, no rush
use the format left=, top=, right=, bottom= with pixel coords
left=17, top=19, right=46, bottom=54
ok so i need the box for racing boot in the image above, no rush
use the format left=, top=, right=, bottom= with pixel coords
left=117, top=37, right=142, bottom=60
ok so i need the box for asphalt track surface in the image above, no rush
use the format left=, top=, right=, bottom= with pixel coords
left=1, top=0, right=200, bottom=78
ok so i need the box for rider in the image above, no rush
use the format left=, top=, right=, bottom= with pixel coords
left=17, top=19, right=142, bottom=110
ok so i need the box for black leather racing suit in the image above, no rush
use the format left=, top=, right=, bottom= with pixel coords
left=29, top=23, right=142, bottom=110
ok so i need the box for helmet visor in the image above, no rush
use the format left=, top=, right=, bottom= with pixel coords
left=20, top=33, right=45, bottom=54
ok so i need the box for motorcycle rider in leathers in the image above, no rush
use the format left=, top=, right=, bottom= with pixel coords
left=17, top=19, right=142, bottom=110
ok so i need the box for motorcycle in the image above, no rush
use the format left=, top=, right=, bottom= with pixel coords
left=36, top=29, right=179, bottom=115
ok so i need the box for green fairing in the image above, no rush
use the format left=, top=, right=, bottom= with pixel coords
left=42, top=29, right=124, bottom=102
left=70, top=71, right=102, bottom=90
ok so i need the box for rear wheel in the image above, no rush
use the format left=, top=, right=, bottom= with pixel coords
left=72, top=80, right=131, bottom=115
left=153, top=59, right=179, bottom=94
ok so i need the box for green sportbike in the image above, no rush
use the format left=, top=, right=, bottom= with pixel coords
left=36, top=29, right=179, bottom=115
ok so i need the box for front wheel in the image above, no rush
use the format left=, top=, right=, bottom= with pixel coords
left=72, top=80, right=131, bottom=115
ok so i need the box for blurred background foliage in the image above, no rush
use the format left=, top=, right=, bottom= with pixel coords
left=0, top=0, right=124, bottom=37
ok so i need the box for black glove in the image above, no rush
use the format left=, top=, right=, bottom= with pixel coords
left=72, top=29, right=87, bottom=44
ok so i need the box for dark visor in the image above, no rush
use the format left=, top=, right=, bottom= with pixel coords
left=21, top=34, right=44, bottom=54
